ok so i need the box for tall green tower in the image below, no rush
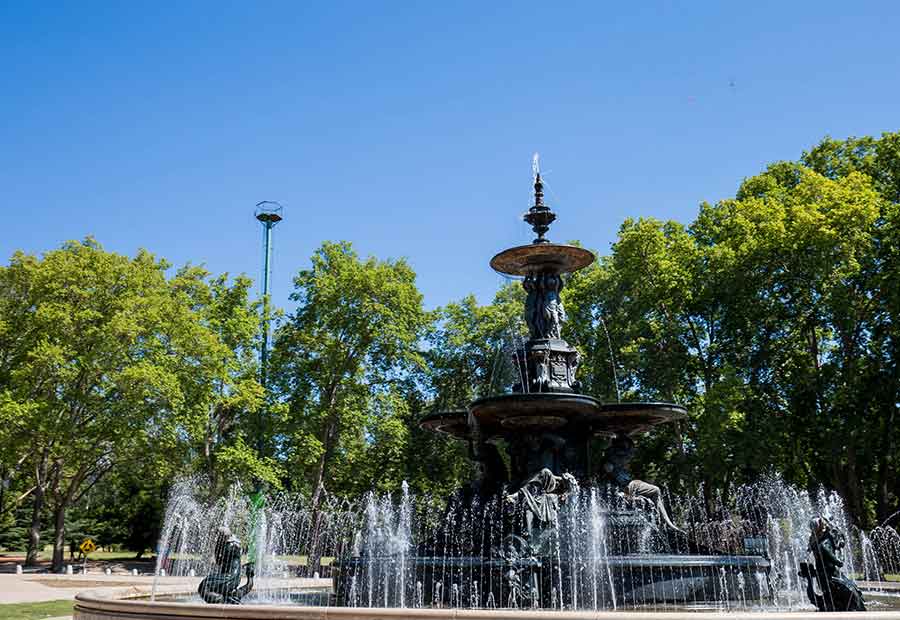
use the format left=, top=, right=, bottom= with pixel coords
left=254, top=200, right=283, bottom=460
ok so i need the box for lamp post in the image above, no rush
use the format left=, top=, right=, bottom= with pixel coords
left=254, top=201, right=283, bottom=459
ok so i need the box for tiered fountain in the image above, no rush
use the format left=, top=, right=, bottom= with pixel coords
left=332, top=168, right=771, bottom=608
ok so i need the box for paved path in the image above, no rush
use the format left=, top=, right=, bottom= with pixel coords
left=0, top=573, right=192, bottom=604
left=0, top=573, right=79, bottom=604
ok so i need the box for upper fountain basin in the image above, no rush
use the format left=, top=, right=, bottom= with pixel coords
left=490, top=243, right=595, bottom=276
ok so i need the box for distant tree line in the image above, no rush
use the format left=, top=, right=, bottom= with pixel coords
left=1, top=133, right=898, bottom=570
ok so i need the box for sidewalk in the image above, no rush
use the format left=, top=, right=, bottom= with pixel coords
left=0, top=573, right=189, bottom=604
left=0, top=574, right=79, bottom=604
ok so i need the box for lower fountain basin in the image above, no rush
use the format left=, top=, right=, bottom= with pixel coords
left=332, top=553, right=772, bottom=609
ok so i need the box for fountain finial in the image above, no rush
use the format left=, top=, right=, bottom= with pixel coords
left=524, top=155, right=556, bottom=244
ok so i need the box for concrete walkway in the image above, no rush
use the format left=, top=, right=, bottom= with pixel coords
left=0, top=573, right=192, bottom=604
left=0, top=573, right=79, bottom=604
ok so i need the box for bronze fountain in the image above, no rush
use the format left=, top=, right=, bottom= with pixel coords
left=333, top=166, right=772, bottom=609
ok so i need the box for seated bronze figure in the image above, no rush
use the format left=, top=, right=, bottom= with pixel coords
left=198, top=527, right=254, bottom=605
left=799, top=516, right=865, bottom=611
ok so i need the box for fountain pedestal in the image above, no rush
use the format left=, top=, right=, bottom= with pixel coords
left=513, top=338, right=581, bottom=393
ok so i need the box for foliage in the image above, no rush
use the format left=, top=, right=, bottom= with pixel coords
left=271, top=241, right=429, bottom=501
left=566, top=133, right=900, bottom=525
left=0, top=240, right=264, bottom=567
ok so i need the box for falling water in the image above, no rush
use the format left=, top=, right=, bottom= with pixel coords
left=153, top=474, right=900, bottom=611
left=594, top=309, right=621, bottom=403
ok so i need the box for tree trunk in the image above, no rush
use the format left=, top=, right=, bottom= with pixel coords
left=0, top=468, right=6, bottom=523
left=51, top=504, right=66, bottom=573
left=205, top=402, right=219, bottom=491
left=876, top=402, right=896, bottom=523
left=877, top=335, right=900, bottom=523
left=205, top=434, right=218, bottom=491
left=832, top=441, right=867, bottom=529
left=25, top=485, right=44, bottom=566
left=310, top=384, right=340, bottom=510
left=310, top=442, right=329, bottom=512
left=307, top=414, right=338, bottom=576
left=306, top=377, right=344, bottom=577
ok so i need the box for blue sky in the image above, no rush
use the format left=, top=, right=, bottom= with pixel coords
left=2, top=1, right=899, bottom=311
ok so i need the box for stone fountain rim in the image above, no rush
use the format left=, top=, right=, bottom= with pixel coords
left=73, top=584, right=900, bottom=620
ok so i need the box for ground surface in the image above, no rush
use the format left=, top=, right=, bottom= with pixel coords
left=0, top=571, right=195, bottom=620
left=0, top=599, right=73, bottom=620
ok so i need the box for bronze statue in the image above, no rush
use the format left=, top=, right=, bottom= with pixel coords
left=602, top=435, right=683, bottom=533
left=542, top=274, right=565, bottom=339
left=504, top=468, right=577, bottom=553
left=522, top=274, right=567, bottom=341
left=198, top=527, right=254, bottom=605
left=499, top=468, right=576, bottom=606
left=523, top=274, right=543, bottom=340
left=799, top=517, right=865, bottom=611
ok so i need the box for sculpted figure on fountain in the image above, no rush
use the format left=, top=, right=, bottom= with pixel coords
left=198, top=527, right=254, bottom=605
left=602, top=435, right=684, bottom=533
left=799, top=516, right=866, bottom=611
left=519, top=272, right=580, bottom=393
left=499, top=467, right=577, bottom=606
left=505, top=468, right=577, bottom=535
left=542, top=274, right=565, bottom=340
left=523, top=273, right=567, bottom=341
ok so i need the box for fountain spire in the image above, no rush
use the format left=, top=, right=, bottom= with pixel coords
left=523, top=155, right=556, bottom=244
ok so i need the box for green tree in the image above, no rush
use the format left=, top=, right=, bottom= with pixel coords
left=563, top=135, right=899, bottom=525
left=0, top=239, right=245, bottom=569
left=271, top=241, right=429, bottom=503
left=802, top=134, right=900, bottom=521
left=169, top=268, right=278, bottom=492
left=694, top=164, right=885, bottom=523
left=564, top=219, right=740, bottom=500
left=427, top=284, right=525, bottom=410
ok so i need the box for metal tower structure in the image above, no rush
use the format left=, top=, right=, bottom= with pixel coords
left=254, top=200, right=283, bottom=458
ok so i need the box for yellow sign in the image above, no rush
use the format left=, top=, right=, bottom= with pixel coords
left=79, top=539, right=96, bottom=555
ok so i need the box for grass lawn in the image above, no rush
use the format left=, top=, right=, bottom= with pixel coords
left=42, top=551, right=145, bottom=562
left=0, top=600, right=73, bottom=620
left=852, top=573, right=900, bottom=582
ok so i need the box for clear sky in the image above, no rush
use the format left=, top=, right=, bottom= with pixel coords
left=2, top=1, right=899, bottom=311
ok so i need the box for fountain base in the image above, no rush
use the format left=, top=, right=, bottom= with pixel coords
left=332, top=554, right=772, bottom=609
